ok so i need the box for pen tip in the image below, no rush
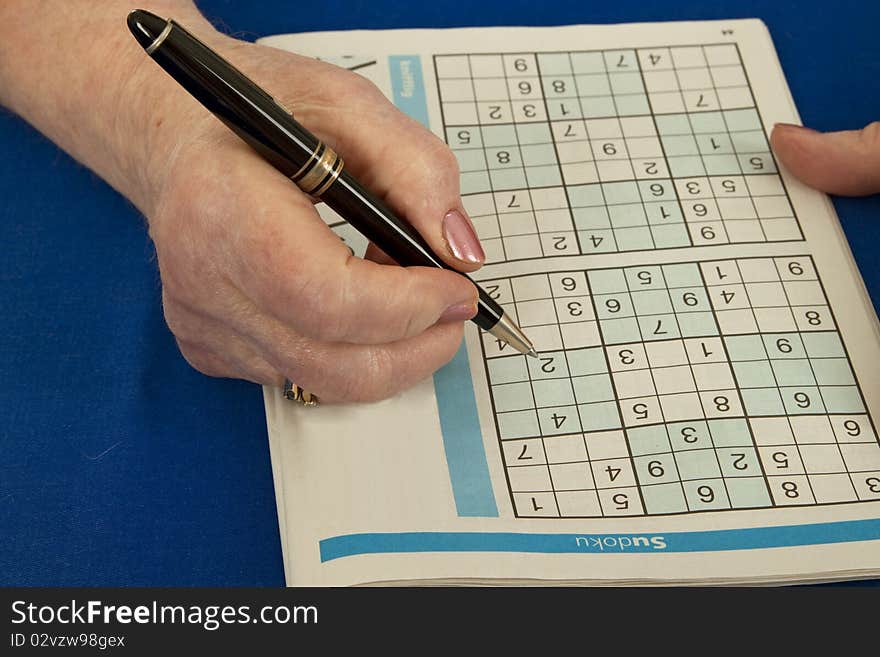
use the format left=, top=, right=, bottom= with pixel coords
left=527, top=348, right=539, bottom=359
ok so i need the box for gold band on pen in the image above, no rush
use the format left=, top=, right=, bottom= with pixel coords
left=291, top=142, right=344, bottom=197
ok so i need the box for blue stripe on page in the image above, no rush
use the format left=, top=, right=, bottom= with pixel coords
left=389, top=55, right=431, bottom=128
left=388, top=55, right=498, bottom=518
left=433, top=344, right=498, bottom=517
left=319, top=518, right=880, bottom=562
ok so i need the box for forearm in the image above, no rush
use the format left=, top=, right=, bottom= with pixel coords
left=0, top=0, right=225, bottom=214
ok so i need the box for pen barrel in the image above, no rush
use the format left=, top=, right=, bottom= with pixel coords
left=147, top=20, right=320, bottom=177
left=322, top=172, right=503, bottom=330
left=142, top=15, right=505, bottom=332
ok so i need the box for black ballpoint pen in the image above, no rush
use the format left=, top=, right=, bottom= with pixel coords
left=127, top=9, right=537, bottom=358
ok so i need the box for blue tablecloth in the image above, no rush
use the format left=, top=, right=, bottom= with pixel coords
left=2, top=0, right=879, bottom=585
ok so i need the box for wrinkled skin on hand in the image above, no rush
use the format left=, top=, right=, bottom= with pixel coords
left=145, top=40, right=485, bottom=402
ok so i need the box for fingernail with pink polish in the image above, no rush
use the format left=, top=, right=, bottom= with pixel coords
left=439, top=301, right=478, bottom=323
left=443, top=209, right=485, bottom=265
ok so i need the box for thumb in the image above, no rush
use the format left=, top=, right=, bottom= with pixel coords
left=770, top=122, right=880, bottom=196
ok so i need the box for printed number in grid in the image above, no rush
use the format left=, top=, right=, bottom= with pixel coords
left=481, top=256, right=880, bottom=517
left=435, top=46, right=803, bottom=263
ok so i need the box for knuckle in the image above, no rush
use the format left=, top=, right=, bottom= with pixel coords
left=176, top=340, right=224, bottom=378
left=861, top=121, right=880, bottom=149
left=161, top=302, right=192, bottom=342
left=299, top=273, right=351, bottom=341
left=352, top=350, right=398, bottom=402
left=421, top=137, right=460, bottom=179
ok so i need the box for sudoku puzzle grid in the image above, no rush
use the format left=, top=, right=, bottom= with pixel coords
left=478, top=256, right=880, bottom=517
left=434, top=45, right=803, bottom=262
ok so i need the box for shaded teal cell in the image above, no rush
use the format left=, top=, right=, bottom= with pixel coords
left=604, top=50, right=638, bottom=71
left=638, top=179, right=675, bottom=201
left=492, top=381, right=535, bottom=412
left=481, top=124, right=518, bottom=146
left=731, top=130, right=768, bottom=153
left=487, top=147, right=523, bottom=169
left=725, top=334, right=768, bottom=361
left=548, top=101, right=583, bottom=121
left=802, top=332, right=845, bottom=358
left=609, top=72, right=644, bottom=94
left=538, top=53, right=573, bottom=74
left=515, top=122, right=552, bottom=144
left=626, top=424, right=671, bottom=456
left=570, top=51, right=607, bottom=74
left=780, top=386, right=825, bottom=414
left=578, top=401, right=622, bottom=431
left=655, top=113, right=691, bottom=135
left=677, top=312, right=718, bottom=337
left=497, top=409, right=540, bottom=439
left=582, top=96, right=617, bottom=118
left=600, top=317, right=642, bottom=344
left=602, top=181, right=641, bottom=204
left=820, top=386, right=865, bottom=414
left=650, top=223, right=691, bottom=248
left=662, top=134, right=699, bottom=156
left=532, top=379, right=575, bottom=408
left=571, top=373, right=615, bottom=404
left=527, top=351, right=571, bottom=380
left=460, top=171, right=491, bottom=194
left=632, top=289, right=674, bottom=315
left=716, top=447, right=761, bottom=478
left=615, top=94, right=650, bottom=116
left=521, top=143, right=558, bottom=166
left=762, top=333, right=806, bottom=359
left=446, top=126, right=484, bottom=149
left=668, top=155, right=706, bottom=177
left=726, top=477, right=772, bottom=509
left=577, top=229, right=617, bottom=253
left=595, top=293, right=634, bottom=319
left=810, top=358, right=855, bottom=386
left=575, top=73, right=611, bottom=96
left=738, top=152, right=777, bottom=174
left=566, top=348, right=609, bottom=377
left=538, top=405, right=582, bottom=435
left=708, top=418, right=752, bottom=447
left=541, top=75, right=576, bottom=97
left=642, top=482, right=688, bottom=514
left=455, top=149, right=488, bottom=172
left=573, top=206, right=611, bottom=230
left=771, top=359, right=816, bottom=386
left=639, top=314, right=680, bottom=343
left=634, top=453, right=680, bottom=485
left=487, top=355, right=529, bottom=384
left=489, top=168, right=528, bottom=190
left=675, top=448, right=722, bottom=480
left=696, top=133, right=733, bottom=154
left=703, top=154, right=742, bottom=175
left=614, top=226, right=655, bottom=251
left=723, top=108, right=762, bottom=132
left=568, top=183, right=606, bottom=207
left=624, top=265, right=665, bottom=290
left=526, top=166, right=562, bottom=187
left=668, top=420, right=712, bottom=451
left=689, top=111, right=726, bottom=133
left=588, top=268, right=628, bottom=293
left=671, top=286, right=711, bottom=313
left=609, top=203, right=648, bottom=227
left=663, top=263, right=704, bottom=288
left=683, top=479, right=731, bottom=511
left=740, top=388, right=785, bottom=415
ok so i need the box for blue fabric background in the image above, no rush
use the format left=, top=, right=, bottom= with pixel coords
left=1, top=0, right=878, bottom=585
